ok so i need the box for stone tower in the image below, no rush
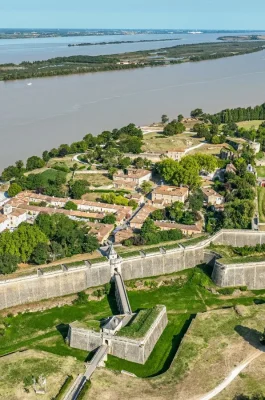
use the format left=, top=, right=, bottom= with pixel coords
left=107, top=243, right=121, bottom=275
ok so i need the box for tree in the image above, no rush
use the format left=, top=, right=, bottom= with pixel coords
left=102, top=213, right=116, bottom=224
left=161, top=114, right=169, bottom=124
left=178, top=114, right=184, bottom=122
left=156, top=158, right=178, bottom=183
left=26, top=156, right=45, bottom=171
left=167, top=201, right=184, bottom=221
left=70, top=180, right=90, bottom=199
left=31, top=243, right=50, bottom=265
left=163, top=121, right=185, bottom=136
left=42, top=150, right=50, bottom=163
left=0, top=224, right=48, bottom=263
left=101, top=193, right=129, bottom=206
left=119, top=136, right=142, bottom=154
left=128, top=199, right=138, bottom=209
left=193, top=123, right=209, bottom=138
left=189, top=189, right=204, bottom=211
left=8, top=183, right=22, bottom=197
left=0, top=255, right=19, bottom=275
left=140, top=181, right=153, bottom=194
left=108, top=167, right=118, bottom=179
left=119, top=157, right=131, bottom=170
left=65, top=201, right=78, bottom=211
left=190, top=108, right=204, bottom=118
left=82, top=234, right=99, bottom=254
left=193, top=153, right=218, bottom=172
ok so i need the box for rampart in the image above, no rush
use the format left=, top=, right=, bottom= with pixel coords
left=1, top=229, right=265, bottom=310
left=68, top=305, right=168, bottom=364
left=212, top=260, right=265, bottom=289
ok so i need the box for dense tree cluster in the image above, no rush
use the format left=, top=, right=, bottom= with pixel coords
left=163, top=120, right=185, bottom=136
left=0, top=214, right=99, bottom=273
left=198, top=103, right=265, bottom=125
left=156, top=154, right=218, bottom=188
left=150, top=201, right=196, bottom=225
left=125, top=218, right=183, bottom=246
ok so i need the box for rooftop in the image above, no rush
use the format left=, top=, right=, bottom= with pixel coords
left=114, top=169, right=151, bottom=179
left=153, top=185, right=189, bottom=196
left=202, top=187, right=224, bottom=198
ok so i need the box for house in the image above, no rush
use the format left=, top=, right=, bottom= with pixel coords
left=247, top=164, right=257, bottom=176
left=202, top=188, right=225, bottom=206
left=0, top=215, right=8, bottom=233
left=87, top=223, right=114, bottom=244
left=226, top=163, right=237, bottom=174
left=163, top=149, right=186, bottom=161
left=151, top=186, right=189, bottom=204
left=154, top=221, right=202, bottom=236
left=125, top=193, right=145, bottom=206
left=130, top=205, right=156, bottom=230
left=249, top=141, right=261, bottom=154
left=113, top=169, right=152, bottom=188
left=114, top=227, right=134, bottom=244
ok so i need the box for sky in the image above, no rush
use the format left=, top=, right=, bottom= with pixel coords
left=1, top=0, right=265, bottom=30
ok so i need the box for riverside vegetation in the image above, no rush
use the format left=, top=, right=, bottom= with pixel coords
left=1, top=40, right=265, bottom=81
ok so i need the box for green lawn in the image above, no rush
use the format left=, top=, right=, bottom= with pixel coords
left=258, top=186, right=265, bottom=222
left=38, top=168, right=68, bottom=184
left=256, top=166, right=265, bottom=178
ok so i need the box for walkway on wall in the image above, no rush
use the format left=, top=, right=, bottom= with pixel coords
left=63, top=345, right=108, bottom=400
left=114, top=271, right=132, bottom=315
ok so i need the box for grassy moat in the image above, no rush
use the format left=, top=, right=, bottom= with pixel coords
left=1, top=266, right=265, bottom=380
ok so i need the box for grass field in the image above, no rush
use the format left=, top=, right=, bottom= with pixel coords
left=258, top=186, right=265, bottom=223
left=142, top=132, right=202, bottom=153
left=256, top=166, right=265, bottom=178
left=237, top=120, right=264, bottom=129
left=74, top=173, right=113, bottom=187
left=0, top=349, right=82, bottom=399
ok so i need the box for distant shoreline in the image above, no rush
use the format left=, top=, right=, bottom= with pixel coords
left=68, top=38, right=180, bottom=47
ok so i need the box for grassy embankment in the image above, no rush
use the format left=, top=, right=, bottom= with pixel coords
left=258, top=186, right=265, bottom=223
left=1, top=41, right=265, bottom=81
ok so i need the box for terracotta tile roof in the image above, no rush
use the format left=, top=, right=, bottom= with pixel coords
left=153, top=186, right=189, bottom=197
left=154, top=221, right=201, bottom=232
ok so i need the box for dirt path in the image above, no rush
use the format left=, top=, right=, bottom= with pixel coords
left=192, top=349, right=263, bottom=400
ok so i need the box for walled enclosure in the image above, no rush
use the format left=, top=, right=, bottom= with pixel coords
left=68, top=306, right=168, bottom=364
left=1, top=230, right=265, bottom=310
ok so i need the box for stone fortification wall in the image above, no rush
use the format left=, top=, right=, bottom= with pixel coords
left=120, top=247, right=204, bottom=281
left=0, top=262, right=111, bottom=310
left=2, top=230, right=265, bottom=310
left=212, top=260, right=265, bottom=289
left=69, top=306, right=168, bottom=364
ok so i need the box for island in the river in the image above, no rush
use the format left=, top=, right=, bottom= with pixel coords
left=1, top=40, right=265, bottom=81
left=218, top=34, right=265, bottom=41
left=68, top=38, right=180, bottom=47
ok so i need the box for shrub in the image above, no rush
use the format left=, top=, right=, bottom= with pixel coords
left=74, top=291, right=88, bottom=304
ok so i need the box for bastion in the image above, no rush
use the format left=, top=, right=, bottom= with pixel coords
left=1, top=229, right=265, bottom=310
left=68, top=305, right=168, bottom=364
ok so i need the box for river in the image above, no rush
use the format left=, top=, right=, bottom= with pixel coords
left=0, top=33, right=265, bottom=172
